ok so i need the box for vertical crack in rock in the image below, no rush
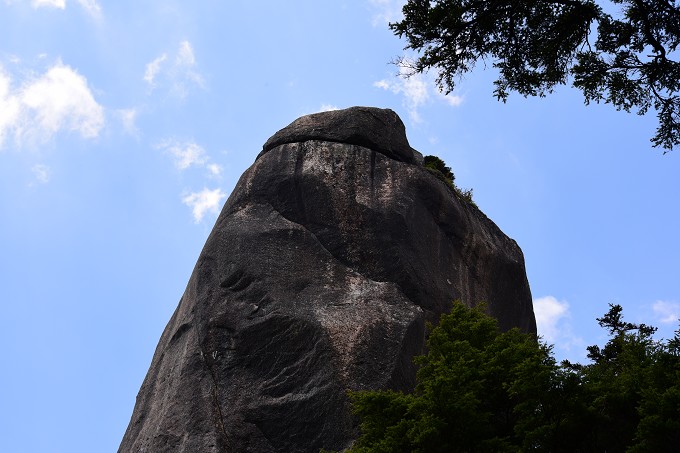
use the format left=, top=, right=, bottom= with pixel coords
left=293, top=148, right=309, bottom=226
left=120, top=106, right=536, bottom=453
left=369, top=149, right=377, bottom=192
left=199, top=341, right=231, bottom=452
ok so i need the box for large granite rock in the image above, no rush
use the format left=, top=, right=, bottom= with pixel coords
left=119, top=107, right=536, bottom=453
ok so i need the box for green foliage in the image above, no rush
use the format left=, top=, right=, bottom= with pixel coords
left=347, top=302, right=680, bottom=452
left=423, top=155, right=455, bottom=186
left=580, top=304, right=680, bottom=451
left=391, top=0, right=680, bottom=151
left=457, top=187, right=475, bottom=206
left=349, top=302, right=557, bottom=452
left=423, top=155, right=477, bottom=207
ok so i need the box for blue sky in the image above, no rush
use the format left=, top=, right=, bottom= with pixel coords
left=1, top=1, right=678, bottom=451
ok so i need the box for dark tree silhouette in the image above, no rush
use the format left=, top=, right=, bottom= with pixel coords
left=391, top=0, right=680, bottom=151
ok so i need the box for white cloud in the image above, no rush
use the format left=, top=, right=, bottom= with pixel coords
left=0, top=67, right=21, bottom=147
left=155, top=139, right=225, bottom=221
left=319, top=104, right=340, bottom=112
left=157, top=140, right=207, bottom=170
left=176, top=40, right=196, bottom=67
left=31, top=0, right=65, bottom=9
left=207, top=163, right=222, bottom=177
left=143, top=54, right=167, bottom=87
left=534, top=296, right=569, bottom=342
left=441, top=92, right=464, bottom=107
left=156, top=138, right=225, bottom=183
left=19, top=62, right=104, bottom=141
left=653, top=300, right=680, bottom=324
left=533, top=296, right=584, bottom=360
left=374, top=62, right=463, bottom=123
left=0, top=62, right=104, bottom=148
left=31, top=163, right=50, bottom=183
left=174, top=40, right=205, bottom=92
left=182, top=188, right=226, bottom=223
left=21, top=0, right=101, bottom=18
left=75, top=0, right=101, bottom=19
left=144, top=40, right=204, bottom=97
left=374, top=65, right=429, bottom=123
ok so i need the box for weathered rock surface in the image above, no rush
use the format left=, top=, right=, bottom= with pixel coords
left=261, top=106, right=417, bottom=164
left=119, top=107, right=536, bottom=453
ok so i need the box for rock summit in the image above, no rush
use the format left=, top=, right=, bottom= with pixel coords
left=120, top=106, right=536, bottom=452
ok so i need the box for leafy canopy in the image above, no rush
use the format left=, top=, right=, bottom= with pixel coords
left=391, top=0, right=680, bottom=151
left=347, top=302, right=680, bottom=452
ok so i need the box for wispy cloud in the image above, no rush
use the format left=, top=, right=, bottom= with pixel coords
left=441, top=92, right=464, bottom=107
left=143, top=54, right=167, bottom=87
left=368, top=0, right=404, bottom=27
left=117, top=108, right=138, bottom=136
left=75, top=0, right=100, bottom=19
left=534, top=296, right=584, bottom=360
left=0, top=66, right=21, bottom=147
left=31, top=0, right=65, bottom=9
left=156, top=140, right=208, bottom=170
left=174, top=40, right=205, bottom=95
left=207, top=163, right=222, bottom=177
left=319, top=104, right=340, bottom=112
left=156, top=138, right=226, bottom=222
left=25, top=0, right=101, bottom=18
left=374, top=65, right=429, bottom=123
left=156, top=139, right=227, bottom=181
left=176, top=41, right=197, bottom=69
left=143, top=40, right=205, bottom=98
left=182, top=188, right=226, bottom=223
left=31, top=163, right=50, bottom=184
left=652, top=300, right=680, bottom=324
left=0, top=61, right=104, bottom=148
left=374, top=62, right=463, bottom=123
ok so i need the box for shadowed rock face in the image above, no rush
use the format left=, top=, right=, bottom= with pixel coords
left=119, top=106, right=536, bottom=453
